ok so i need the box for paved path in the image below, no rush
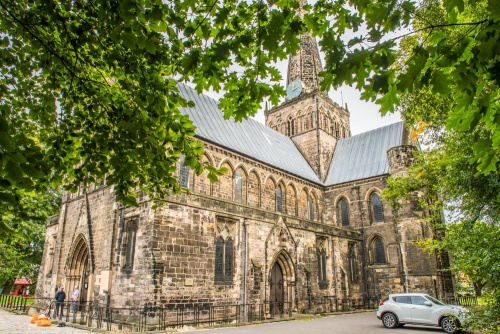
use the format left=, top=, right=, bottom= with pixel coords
left=0, top=308, right=478, bottom=334
left=0, top=308, right=91, bottom=334
left=177, top=311, right=478, bottom=334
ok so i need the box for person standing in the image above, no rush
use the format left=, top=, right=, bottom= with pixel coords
left=71, top=285, right=80, bottom=313
left=54, top=287, right=66, bottom=320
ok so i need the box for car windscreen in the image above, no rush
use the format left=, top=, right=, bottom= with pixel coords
left=425, top=295, right=445, bottom=305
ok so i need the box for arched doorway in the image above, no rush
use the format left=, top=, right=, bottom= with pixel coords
left=66, top=236, right=91, bottom=305
left=269, top=262, right=284, bottom=314
left=268, top=250, right=296, bottom=315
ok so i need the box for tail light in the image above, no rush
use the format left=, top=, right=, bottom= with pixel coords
left=379, top=299, right=386, bottom=306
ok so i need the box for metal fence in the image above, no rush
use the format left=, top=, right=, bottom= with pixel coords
left=43, top=301, right=292, bottom=332
left=14, top=294, right=483, bottom=332
left=443, top=296, right=478, bottom=306
left=0, top=295, right=30, bottom=312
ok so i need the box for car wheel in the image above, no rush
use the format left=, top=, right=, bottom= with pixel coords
left=441, top=316, right=459, bottom=334
left=382, top=312, right=398, bottom=329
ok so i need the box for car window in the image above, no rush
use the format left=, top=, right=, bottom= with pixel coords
left=393, top=296, right=411, bottom=304
left=410, top=296, right=427, bottom=305
left=425, top=295, right=446, bottom=306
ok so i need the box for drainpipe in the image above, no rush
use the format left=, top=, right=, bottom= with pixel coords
left=240, top=218, right=248, bottom=320
left=331, top=237, right=338, bottom=298
left=314, top=95, right=322, bottom=178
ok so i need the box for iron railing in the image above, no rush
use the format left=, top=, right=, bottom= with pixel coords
left=0, top=295, right=29, bottom=312
left=35, top=301, right=293, bottom=332
left=443, top=296, right=478, bottom=306
left=8, top=294, right=480, bottom=332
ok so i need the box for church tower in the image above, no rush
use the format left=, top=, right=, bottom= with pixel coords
left=265, top=8, right=350, bottom=180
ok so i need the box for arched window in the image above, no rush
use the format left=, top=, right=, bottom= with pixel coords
left=215, top=237, right=233, bottom=285
left=348, top=243, right=358, bottom=282
left=373, top=237, right=387, bottom=264
left=179, top=155, right=190, bottom=188
left=276, top=185, right=283, bottom=213
left=308, top=196, right=315, bottom=220
left=317, top=245, right=327, bottom=289
left=339, top=198, right=349, bottom=226
left=371, top=193, right=384, bottom=223
left=234, top=171, right=243, bottom=203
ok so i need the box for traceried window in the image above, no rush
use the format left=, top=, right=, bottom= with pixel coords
left=179, top=155, right=190, bottom=188
left=373, top=237, right=387, bottom=264
left=371, top=193, right=384, bottom=223
left=348, top=243, right=358, bottom=282
left=234, top=171, right=243, bottom=203
left=215, top=237, right=233, bottom=285
left=317, top=245, right=328, bottom=289
left=308, top=196, right=315, bottom=220
left=339, top=198, right=350, bottom=226
left=276, top=185, right=283, bottom=213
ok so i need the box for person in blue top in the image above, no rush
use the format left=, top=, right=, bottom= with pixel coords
left=53, top=287, right=66, bottom=320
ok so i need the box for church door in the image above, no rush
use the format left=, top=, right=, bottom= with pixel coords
left=67, top=237, right=92, bottom=308
left=269, top=262, right=284, bottom=315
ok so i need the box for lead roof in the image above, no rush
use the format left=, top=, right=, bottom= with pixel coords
left=178, top=83, right=404, bottom=187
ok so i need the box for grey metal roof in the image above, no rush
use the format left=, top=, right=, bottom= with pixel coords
left=325, top=122, right=404, bottom=185
left=178, top=84, right=322, bottom=183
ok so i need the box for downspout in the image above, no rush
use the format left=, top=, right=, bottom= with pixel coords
left=106, top=204, right=120, bottom=307
left=331, top=237, right=338, bottom=298
left=84, top=189, right=95, bottom=274
left=314, top=95, right=322, bottom=178
left=240, top=218, right=248, bottom=315
left=356, top=186, right=369, bottom=297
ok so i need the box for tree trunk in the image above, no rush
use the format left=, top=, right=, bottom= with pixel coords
left=473, top=281, right=486, bottom=297
left=2, top=281, right=14, bottom=295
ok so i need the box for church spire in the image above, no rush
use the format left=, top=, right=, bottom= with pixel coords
left=286, top=1, right=323, bottom=97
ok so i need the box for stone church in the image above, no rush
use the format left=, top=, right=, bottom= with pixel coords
left=36, top=27, right=456, bottom=313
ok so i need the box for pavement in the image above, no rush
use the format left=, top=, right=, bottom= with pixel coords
left=0, top=308, right=92, bottom=334
left=0, top=308, right=479, bottom=334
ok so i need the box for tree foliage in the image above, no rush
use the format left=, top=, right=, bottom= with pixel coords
left=0, top=0, right=498, bottom=226
left=0, top=189, right=60, bottom=292
left=381, top=1, right=500, bottom=330
left=0, top=0, right=304, bottom=216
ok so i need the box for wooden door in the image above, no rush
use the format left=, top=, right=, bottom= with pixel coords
left=269, top=262, right=284, bottom=315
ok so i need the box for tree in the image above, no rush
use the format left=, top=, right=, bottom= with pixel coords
left=311, top=0, right=499, bottom=174
left=0, top=189, right=61, bottom=293
left=380, top=2, right=500, bottom=329
left=1, top=0, right=303, bottom=215
left=1, top=0, right=498, bottom=224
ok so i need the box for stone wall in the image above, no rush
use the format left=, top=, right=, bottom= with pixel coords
left=36, top=140, right=445, bottom=312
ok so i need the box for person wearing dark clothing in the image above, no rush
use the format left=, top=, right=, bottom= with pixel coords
left=54, top=287, right=66, bottom=320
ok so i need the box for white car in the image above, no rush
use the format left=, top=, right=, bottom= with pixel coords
left=376, top=293, right=468, bottom=333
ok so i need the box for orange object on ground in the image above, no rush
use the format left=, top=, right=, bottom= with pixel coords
left=30, top=313, right=39, bottom=324
left=36, top=319, right=52, bottom=326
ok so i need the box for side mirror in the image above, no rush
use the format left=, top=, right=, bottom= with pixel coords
left=424, top=301, right=433, bottom=306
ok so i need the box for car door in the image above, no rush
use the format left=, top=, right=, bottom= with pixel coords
left=392, top=296, right=412, bottom=322
left=410, top=296, right=435, bottom=325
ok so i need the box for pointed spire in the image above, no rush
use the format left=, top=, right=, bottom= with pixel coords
left=286, top=0, right=323, bottom=95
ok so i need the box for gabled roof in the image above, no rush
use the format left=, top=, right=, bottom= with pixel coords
left=178, top=84, right=404, bottom=187
left=324, top=122, right=404, bottom=185
left=178, top=84, right=322, bottom=184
